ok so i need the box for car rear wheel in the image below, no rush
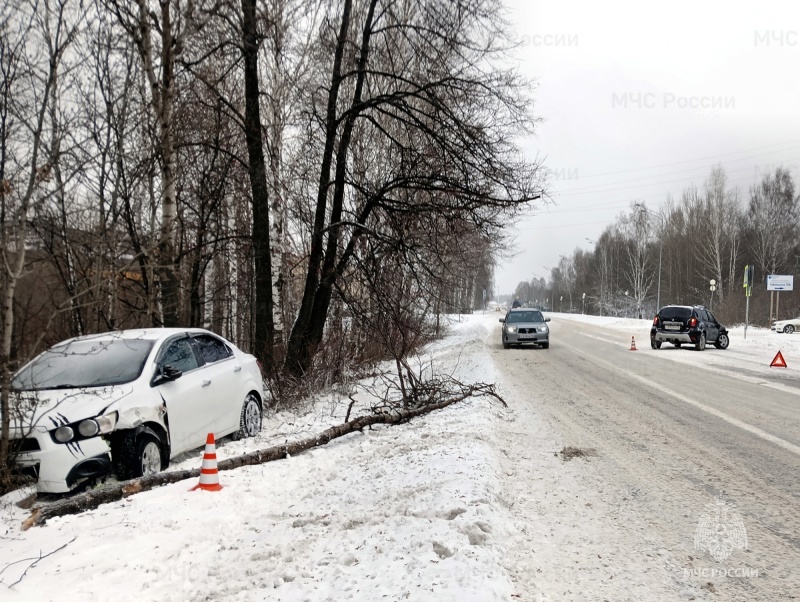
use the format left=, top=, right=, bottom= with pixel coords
left=715, top=333, right=730, bottom=349
left=674, top=342, right=681, bottom=348
left=112, top=428, right=165, bottom=481
left=785, top=325, right=795, bottom=334
left=234, top=393, right=262, bottom=439
left=651, top=339, right=661, bottom=349
left=695, top=333, right=706, bottom=351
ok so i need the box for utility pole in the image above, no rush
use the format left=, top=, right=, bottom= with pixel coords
left=743, top=264, right=753, bottom=339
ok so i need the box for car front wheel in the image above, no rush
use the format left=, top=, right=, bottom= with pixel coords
left=541, top=342, right=550, bottom=349
left=785, top=325, right=795, bottom=334
left=113, top=428, right=165, bottom=481
left=696, top=333, right=706, bottom=351
left=715, top=333, right=730, bottom=349
left=234, top=393, right=262, bottom=439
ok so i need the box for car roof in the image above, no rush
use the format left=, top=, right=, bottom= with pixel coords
left=508, top=307, right=542, bottom=312
left=52, top=328, right=219, bottom=347
left=660, top=305, right=709, bottom=311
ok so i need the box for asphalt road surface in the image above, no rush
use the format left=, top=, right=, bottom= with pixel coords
left=490, top=316, right=800, bottom=601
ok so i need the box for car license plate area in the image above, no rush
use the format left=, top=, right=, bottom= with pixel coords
left=664, top=322, right=681, bottom=330
left=518, top=334, right=536, bottom=339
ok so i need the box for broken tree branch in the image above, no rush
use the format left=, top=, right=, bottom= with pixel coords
left=0, top=536, right=76, bottom=587
left=22, top=383, right=504, bottom=530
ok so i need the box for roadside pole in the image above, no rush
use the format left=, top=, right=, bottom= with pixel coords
left=744, top=264, right=753, bottom=339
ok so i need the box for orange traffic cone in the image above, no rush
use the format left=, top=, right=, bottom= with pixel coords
left=630, top=336, right=638, bottom=351
left=191, top=433, right=223, bottom=492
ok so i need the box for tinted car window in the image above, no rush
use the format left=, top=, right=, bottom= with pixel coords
left=698, top=309, right=711, bottom=322
left=193, top=334, right=232, bottom=364
left=707, top=311, right=718, bottom=324
left=507, top=311, right=544, bottom=323
left=659, top=307, right=691, bottom=320
left=12, top=339, right=155, bottom=390
left=159, top=338, right=199, bottom=373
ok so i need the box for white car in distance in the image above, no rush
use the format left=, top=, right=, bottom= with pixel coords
left=772, top=317, right=800, bottom=334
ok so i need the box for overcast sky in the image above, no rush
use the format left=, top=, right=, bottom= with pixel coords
left=495, top=0, right=800, bottom=295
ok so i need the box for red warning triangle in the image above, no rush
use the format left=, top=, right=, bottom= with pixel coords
left=770, top=351, right=787, bottom=368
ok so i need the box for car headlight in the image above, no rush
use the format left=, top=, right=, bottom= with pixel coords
left=54, top=426, right=74, bottom=443
left=506, top=326, right=517, bottom=333
left=78, top=419, right=99, bottom=437
left=52, top=411, right=118, bottom=444
left=95, top=411, right=118, bottom=433
left=539, top=325, right=548, bottom=333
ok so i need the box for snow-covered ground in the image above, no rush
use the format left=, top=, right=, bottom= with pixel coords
left=0, top=313, right=795, bottom=601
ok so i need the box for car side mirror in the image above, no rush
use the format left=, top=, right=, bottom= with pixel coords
left=151, top=363, right=183, bottom=386
left=545, top=317, right=551, bottom=322
left=499, top=318, right=505, bottom=323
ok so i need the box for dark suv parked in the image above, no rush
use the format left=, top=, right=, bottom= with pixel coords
left=650, top=305, right=729, bottom=351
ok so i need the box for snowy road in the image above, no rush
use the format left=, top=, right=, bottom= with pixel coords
left=492, top=315, right=800, bottom=601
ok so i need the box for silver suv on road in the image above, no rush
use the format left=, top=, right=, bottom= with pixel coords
left=499, top=308, right=551, bottom=349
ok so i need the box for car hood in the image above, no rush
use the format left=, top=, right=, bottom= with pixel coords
left=7, top=385, right=134, bottom=431
left=506, top=321, right=548, bottom=328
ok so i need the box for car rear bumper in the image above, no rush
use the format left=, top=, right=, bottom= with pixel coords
left=652, top=330, right=694, bottom=343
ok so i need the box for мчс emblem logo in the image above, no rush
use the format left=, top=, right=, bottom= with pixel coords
left=694, top=495, right=748, bottom=562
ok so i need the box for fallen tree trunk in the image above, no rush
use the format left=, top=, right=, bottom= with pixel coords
left=22, top=383, right=503, bottom=530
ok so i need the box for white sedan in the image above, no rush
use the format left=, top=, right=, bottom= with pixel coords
left=8, top=328, right=266, bottom=493
left=772, top=317, right=800, bottom=334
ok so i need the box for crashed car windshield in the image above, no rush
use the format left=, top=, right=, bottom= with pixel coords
left=506, top=311, right=544, bottom=323
left=12, top=339, right=155, bottom=390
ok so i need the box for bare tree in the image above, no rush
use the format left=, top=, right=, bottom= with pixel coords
left=1, top=0, right=82, bottom=475
left=104, top=0, right=211, bottom=327
left=687, top=166, right=743, bottom=307
left=748, top=167, right=798, bottom=278
left=621, top=204, right=655, bottom=318
left=283, top=0, right=544, bottom=377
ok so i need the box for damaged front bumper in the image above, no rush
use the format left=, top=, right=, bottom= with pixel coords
left=12, top=426, right=113, bottom=493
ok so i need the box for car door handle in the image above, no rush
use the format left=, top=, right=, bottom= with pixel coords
left=234, top=366, right=242, bottom=372
left=201, top=380, right=211, bottom=387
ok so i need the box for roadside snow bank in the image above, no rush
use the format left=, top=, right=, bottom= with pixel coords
left=0, top=315, right=515, bottom=602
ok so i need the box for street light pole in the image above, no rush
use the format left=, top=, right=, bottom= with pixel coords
left=582, top=292, right=586, bottom=314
